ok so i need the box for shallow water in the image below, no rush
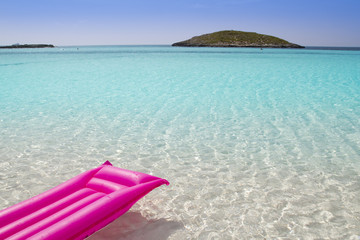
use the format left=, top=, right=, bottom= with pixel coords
left=0, top=46, right=359, bottom=239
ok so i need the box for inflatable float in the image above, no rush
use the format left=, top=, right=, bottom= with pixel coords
left=0, top=161, right=169, bottom=240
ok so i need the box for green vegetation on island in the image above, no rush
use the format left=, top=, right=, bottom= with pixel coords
left=172, top=30, right=304, bottom=48
left=0, top=44, right=55, bottom=49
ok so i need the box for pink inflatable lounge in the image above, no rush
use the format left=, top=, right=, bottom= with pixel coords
left=0, top=161, right=169, bottom=240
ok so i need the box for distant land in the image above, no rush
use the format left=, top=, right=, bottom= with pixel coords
left=0, top=44, right=55, bottom=49
left=172, top=30, right=304, bottom=48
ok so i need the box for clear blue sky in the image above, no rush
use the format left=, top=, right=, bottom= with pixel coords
left=1, top=0, right=360, bottom=46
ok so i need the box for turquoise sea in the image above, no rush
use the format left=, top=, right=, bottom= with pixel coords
left=0, top=46, right=359, bottom=239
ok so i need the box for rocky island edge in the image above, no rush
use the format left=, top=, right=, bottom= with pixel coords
left=0, top=44, right=55, bottom=49
left=172, top=30, right=304, bottom=48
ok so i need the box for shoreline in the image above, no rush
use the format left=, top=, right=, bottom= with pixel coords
left=0, top=44, right=55, bottom=49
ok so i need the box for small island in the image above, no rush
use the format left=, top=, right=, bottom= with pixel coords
left=172, top=30, right=304, bottom=48
left=0, top=44, right=55, bottom=49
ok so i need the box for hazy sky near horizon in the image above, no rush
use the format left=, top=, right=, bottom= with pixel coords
left=1, top=0, right=360, bottom=46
